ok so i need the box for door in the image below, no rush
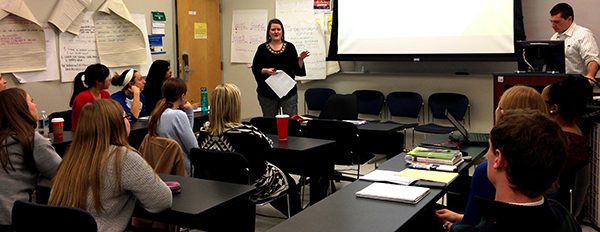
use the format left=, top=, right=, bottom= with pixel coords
left=176, top=0, right=221, bottom=103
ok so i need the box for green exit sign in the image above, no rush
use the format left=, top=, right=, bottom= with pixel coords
left=152, top=11, right=166, bottom=21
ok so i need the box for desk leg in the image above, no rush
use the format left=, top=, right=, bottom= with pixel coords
left=308, top=175, right=329, bottom=204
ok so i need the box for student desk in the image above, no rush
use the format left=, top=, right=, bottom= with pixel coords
left=266, top=134, right=336, bottom=204
left=268, top=135, right=487, bottom=232
left=134, top=174, right=256, bottom=231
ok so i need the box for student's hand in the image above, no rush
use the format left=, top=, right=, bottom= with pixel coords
left=299, top=50, right=310, bottom=61
left=181, top=101, right=194, bottom=111
left=435, top=209, right=463, bottom=223
left=129, top=85, right=140, bottom=95
left=262, top=68, right=276, bottom=75
left=191, top=102, right=201, bottom=109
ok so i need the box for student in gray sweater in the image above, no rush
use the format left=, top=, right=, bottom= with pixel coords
left=49, top=100, right=172, bottom=232
left=148, top=78, right=198, bottom=174
left=0, top=88, right=62, bottom=229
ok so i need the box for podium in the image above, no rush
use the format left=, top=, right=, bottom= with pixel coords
left=492, top=72, right=567, bottom=111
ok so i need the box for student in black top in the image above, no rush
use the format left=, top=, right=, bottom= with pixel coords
left=143, top=60, right=172, bottom=115
left=251, top=18, right=309, bottom=116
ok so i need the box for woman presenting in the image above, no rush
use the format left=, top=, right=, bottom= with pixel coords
left=252, top=18, right=309, bottom=116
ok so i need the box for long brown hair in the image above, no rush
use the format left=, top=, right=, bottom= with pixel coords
left=148, top=78, right=187, bottom=136
left=0, top=88, right=37, bottom=173
left=49, top=99, right=132, bottom=213
left=205, top=83, right=242, bottom=136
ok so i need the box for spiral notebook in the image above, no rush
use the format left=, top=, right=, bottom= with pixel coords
left=355, top=183, right=430, bottom=204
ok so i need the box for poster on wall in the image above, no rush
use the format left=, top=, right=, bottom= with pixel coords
left=13, top=23, right=59, bottom=83
left=276, top=0, right=327, bottom=80
left=0, top=1, right=46, bottom=73
left=230, top=9, right=267, bottom=63
left=59, top=11, right=152, bottom=82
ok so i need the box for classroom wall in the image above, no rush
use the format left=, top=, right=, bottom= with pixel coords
left=221, top=0, right=600, bottom=133
left=5, top=0, right=176, bottom=114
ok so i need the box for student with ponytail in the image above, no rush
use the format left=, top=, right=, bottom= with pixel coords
left=111, top=69, right=147, bottom=121
left=148, top=78, right=197, bottom=174
left=70, top=63, right=112, bottom=131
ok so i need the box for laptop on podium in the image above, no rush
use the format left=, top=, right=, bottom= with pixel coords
left=445, top=110, right=489, bottom=145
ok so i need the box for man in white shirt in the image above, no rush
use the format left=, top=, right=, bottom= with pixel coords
left=549, top=3, right=599, bottom=84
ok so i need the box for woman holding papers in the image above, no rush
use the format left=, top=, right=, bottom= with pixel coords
left=435, top=86, right=548, bottom=230
left=251, top=18, right=309, bottom=116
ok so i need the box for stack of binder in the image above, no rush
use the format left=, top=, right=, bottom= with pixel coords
left=406, top=146, right=464, bottom=166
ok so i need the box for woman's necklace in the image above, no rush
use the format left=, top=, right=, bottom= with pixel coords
left=267, top=42, right=286, bottom=55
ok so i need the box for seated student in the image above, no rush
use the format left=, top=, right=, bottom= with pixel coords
left=453, top=109, right=580, bottom=232
left=197, top=83, right=301, bottom=216
left=436, top=85, right=548, bottom=229
left=148, top=78, right=197, bottom=174
left=0, top=88, right=62, bottom=230
left=0, top=73, right=7, bottom=91
left=69, top=63, right=112, bottom=131
left=111, top=69, right=147, bottom=121
left=49, top=99, right=172, bottom=232
left=542, top=77, right=592, bottom=219
left=143, top=60, right=172, bottom=115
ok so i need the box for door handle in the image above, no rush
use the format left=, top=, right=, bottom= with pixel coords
left=182, top=52, right=190, bottom=81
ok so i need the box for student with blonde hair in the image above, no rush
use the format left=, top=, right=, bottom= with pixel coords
left=49, top=99, right=171, bottom=232
left=0, top=88, right=61, bottom=230
left=198, top=83, right=302, bottom=216
left=436, top=85, right=548, bottom=230
left=148, top=78, right=197, bottom=174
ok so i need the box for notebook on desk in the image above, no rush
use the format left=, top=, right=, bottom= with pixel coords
left=445, top=110, right=489, bottom=145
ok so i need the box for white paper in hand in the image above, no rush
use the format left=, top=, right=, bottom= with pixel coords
left=265, top=70, right=296, bottom=99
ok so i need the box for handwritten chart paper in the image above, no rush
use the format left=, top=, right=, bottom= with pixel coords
left=231, top=9, right=267, bottom=63
left=276, top=0, right=326, bottom=80
left=59, top=12, right=152, bottom=82
left=95, top=0, right=146, bottom=67
left=0, top=0, right=45, bottom=73
left=48, top=0, right=91, bottom=35
left=13, top=23, right=59, bottom=83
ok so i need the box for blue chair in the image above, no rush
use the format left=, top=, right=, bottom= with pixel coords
left=386, top=91, right=424, bottom=146
left=304, top=88, right=336, bottom=117
left=319, top=94, right=358, bottom=120
left=413, top=93, right=469, bottom=143
left=353, top=90, right=385, bottom=119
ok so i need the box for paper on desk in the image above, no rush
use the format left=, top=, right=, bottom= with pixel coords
left=48, top=0, right=91, bottom=35
left=265, top=70, right=296, bottom=99
left=396, top=168, right=458, bottom=184
left=360, top=170, right=417, bottom=185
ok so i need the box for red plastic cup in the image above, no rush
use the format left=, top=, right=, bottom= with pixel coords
left=51, top=118, right=64, bottom=140
left=276, top=114, right=289, bottom=141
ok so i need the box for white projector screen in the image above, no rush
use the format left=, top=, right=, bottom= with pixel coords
left=330, top=0, right=521, bottom=61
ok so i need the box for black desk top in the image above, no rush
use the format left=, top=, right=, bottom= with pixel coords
left=159, top=174, right=255, bottom=215
left=268, top=135, right=487, bottom=232
left=357, top=122, right=403, bottom=133
left=266, top=134, right=335, bottom=152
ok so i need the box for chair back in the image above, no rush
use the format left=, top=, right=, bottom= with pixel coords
left=12, top=200, right=97, bottom=232
left=305, top=119, right=361, bottom=165
left=353, top=90, right=385, bottom=116
left=305, top=88, right=336, bottom=111
left=139, top=135, right=187, bottom=176
left=48, top=110, right=72, bottom=132
left=190, top=148, right=251, bottom=185
left=428, top=93, right=469, bottom=121
left=386, top=92, right=423, bottom=119
left=319, top=94, right=358, bottom=120
left=249, top=117, right=302, bottom=136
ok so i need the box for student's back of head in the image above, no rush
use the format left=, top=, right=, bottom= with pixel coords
left=544, top=76, right=592, bottom=122
left=69, top=63, right=110, bottom=107
left=206, top=83, right=242, bottom=136
left=148, top=78, right=187, bottom=136
left=490, top=109, right=567, bottom=198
